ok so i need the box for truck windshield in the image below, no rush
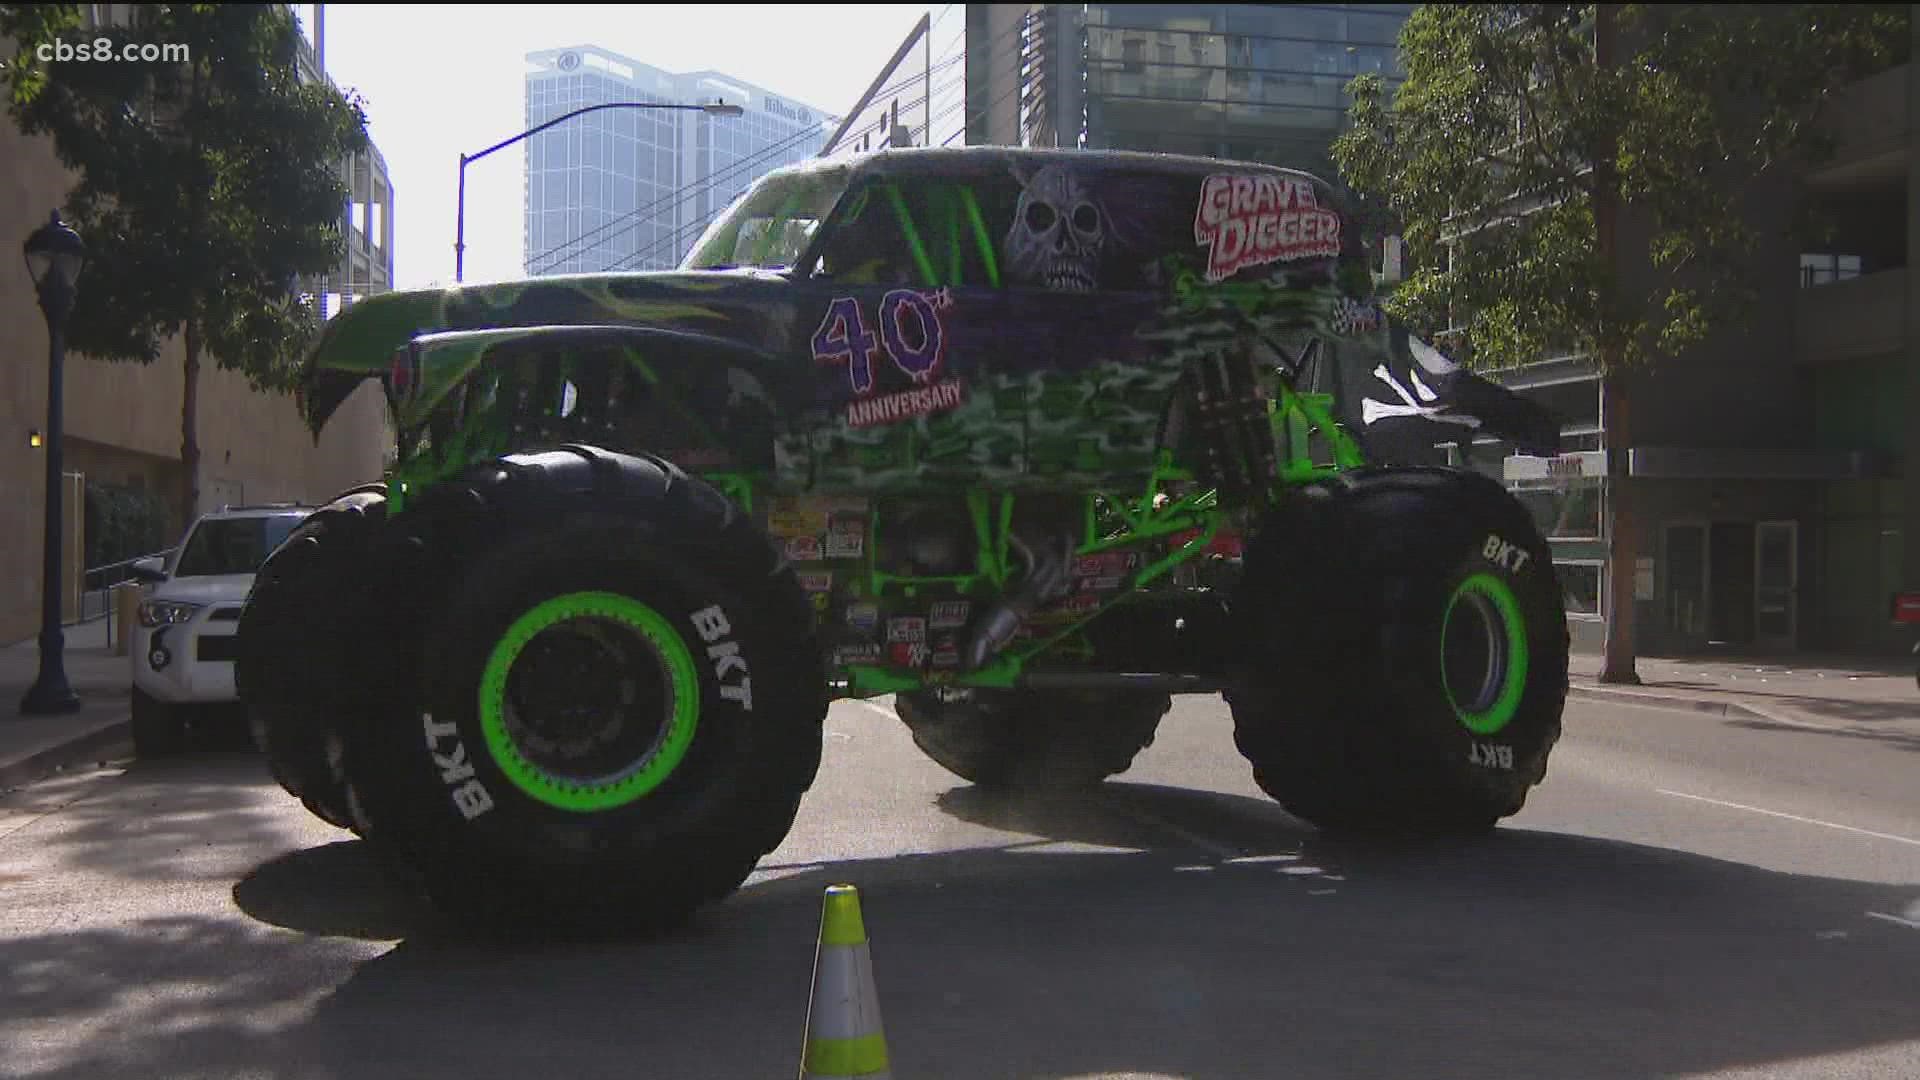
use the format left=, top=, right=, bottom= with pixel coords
left=682, top=165, right=853, bottom=271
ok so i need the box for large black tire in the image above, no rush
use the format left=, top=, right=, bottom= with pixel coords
left=1226, top=467, right=1569, bottom=835
left=235, top=483, right=398, bottom=833
left=346, top=445, right=828, bottom=933
left=895, top=688, right=1171, bottom=790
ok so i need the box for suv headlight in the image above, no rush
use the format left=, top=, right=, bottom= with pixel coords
left=138, top=600, right=202, bottom=628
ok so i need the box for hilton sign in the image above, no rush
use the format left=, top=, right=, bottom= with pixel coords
left=764, top=97, right=810, bottom=124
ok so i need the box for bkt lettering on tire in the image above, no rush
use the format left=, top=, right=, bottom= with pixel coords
left=424, top=712, right=495, bottom=821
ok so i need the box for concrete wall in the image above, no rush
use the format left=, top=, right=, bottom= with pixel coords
left=0, top=70, right=393, bottom=646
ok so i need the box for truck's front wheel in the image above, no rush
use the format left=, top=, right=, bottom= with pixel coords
left=1227, top=468, right=1569, bottom=835
left=348, top=448, right=828, bottom=933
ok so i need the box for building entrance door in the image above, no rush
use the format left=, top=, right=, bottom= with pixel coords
left=1708, top=522, right=1757, bottom=645
left=1664, top=523, right=1709, bottom=644
left=1754, top=520, right=1799, bottom=650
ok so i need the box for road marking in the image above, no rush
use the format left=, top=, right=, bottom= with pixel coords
left=1657, top=789, right=1920, bottom=848
left=1866, top=911, right=1920, bottom=931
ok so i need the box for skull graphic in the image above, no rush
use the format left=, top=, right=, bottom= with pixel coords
left=1005, top=165, right=1105, bottom=292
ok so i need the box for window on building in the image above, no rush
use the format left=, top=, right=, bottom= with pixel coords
left=1512, top=479, right=1604, bottom=540
left=1556, top=561, right=1605, bottom=618
left=1123, top=37, right=1147, bottom=74
left=1800, top=253, right=1862, bottom=287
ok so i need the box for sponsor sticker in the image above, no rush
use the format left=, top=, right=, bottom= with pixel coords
left=832, top=643, right=884, bottom=666
left=769, top=505, right=829, bottom=538
left=1072, top=551, right=1140, bottom=577
left=785, top=534, right=822, bottom=561
left=891, top=641, right=931, bottom=667
left=825, top=524, right=866, bottom=560
left=887, top=617, right=927, bottom=644
left=846, top=603, right=880, bottom=635
left=797, top=571, right=834, bottom=593
left=929, top=601, right=970, bottom=629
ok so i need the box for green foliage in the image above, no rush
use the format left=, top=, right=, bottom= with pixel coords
left=0, top=3, right=370, bottom=391
left=83, top=479, right=171, bottom=570
left=1332, top=3, right=1908, bottom=372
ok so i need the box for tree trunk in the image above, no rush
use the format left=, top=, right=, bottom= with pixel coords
left=1593, top=2, right=1641, bottom=685
left=181, top=319, right=201, bottom=527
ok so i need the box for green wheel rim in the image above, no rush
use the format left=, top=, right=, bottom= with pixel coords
left=478, top=591, right=701, bottom=812
left=1442, top=572, right=1530, bottom=736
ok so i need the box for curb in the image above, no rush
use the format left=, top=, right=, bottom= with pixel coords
left=1568, top=683, right=1771, bottom=721
left=0, top=718, right=132, bottom=795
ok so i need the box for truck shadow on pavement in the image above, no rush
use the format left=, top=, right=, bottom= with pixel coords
left=7, top=780, right=1914, bottom=1080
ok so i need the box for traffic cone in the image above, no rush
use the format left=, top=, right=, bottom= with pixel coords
left=799, top=884, right=892, bottom=1079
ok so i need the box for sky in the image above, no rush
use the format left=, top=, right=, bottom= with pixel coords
left=301, top=4, right=933, bottom=289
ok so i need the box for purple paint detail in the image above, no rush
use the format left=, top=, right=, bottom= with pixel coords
left=880, top=289, right=947, bottom=385
left=812, top=295, right=882, bottom=395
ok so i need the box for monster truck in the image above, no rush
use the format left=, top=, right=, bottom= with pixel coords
left=235, top=147, right=1570, bottom=929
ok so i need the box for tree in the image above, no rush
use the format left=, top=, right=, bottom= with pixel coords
left=1, top=4, right=369, bottom=525
left=1331, top=3, right=1906, bottom=684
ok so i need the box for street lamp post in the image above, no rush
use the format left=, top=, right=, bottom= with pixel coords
left=19, top=210, right=87, bottom=717
left=455, top=99, right=744, bottom=283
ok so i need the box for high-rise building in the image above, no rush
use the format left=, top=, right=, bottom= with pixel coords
left=950, top=5, right=1410, bottom=173
left=523, top=46, right=831, bottom=275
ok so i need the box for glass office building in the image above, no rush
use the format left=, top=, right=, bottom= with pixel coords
left=523, top=47, right=829, bottom=275
left=1080, top=4, right=1412, bottom=179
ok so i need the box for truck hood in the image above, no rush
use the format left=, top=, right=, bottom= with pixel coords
left=295, top=270, right=775, bottom=438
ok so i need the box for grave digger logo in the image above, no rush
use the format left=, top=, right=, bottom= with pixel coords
left=1194, top=173, right=1342, bottom=282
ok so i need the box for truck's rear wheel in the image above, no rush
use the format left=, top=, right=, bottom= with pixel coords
left=895, top=688, right=1170, bottom=790
left=1226, top=468, right=1568, bottom=835
left=348, top=446, right=827, bottom=933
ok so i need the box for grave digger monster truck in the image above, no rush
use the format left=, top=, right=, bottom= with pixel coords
left=236, top=147, right=1571, bottom=928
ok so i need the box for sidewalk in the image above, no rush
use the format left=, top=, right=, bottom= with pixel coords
left=0, top=616, right=135, bottom=793
left=1568, top=650, right=1920, bottom=736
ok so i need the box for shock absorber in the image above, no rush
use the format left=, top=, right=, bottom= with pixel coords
left=1185, top=342, right=1278, bottom=509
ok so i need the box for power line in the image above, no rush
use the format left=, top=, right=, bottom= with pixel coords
left=526, top=122, right=828, bottom=275
left=941, top=55, right=1033, bottom=148
left=610, top=87, right=940, bottom=273
left=527, top=121, right=824, bottom=274
left=827, top=11, right=1034, bottom=157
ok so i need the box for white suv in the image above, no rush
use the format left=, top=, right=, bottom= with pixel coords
left=128, top=504, right=312, bottom=756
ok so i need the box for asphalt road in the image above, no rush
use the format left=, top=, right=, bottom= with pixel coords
left=1, top=692, right=1916, bottom=1080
